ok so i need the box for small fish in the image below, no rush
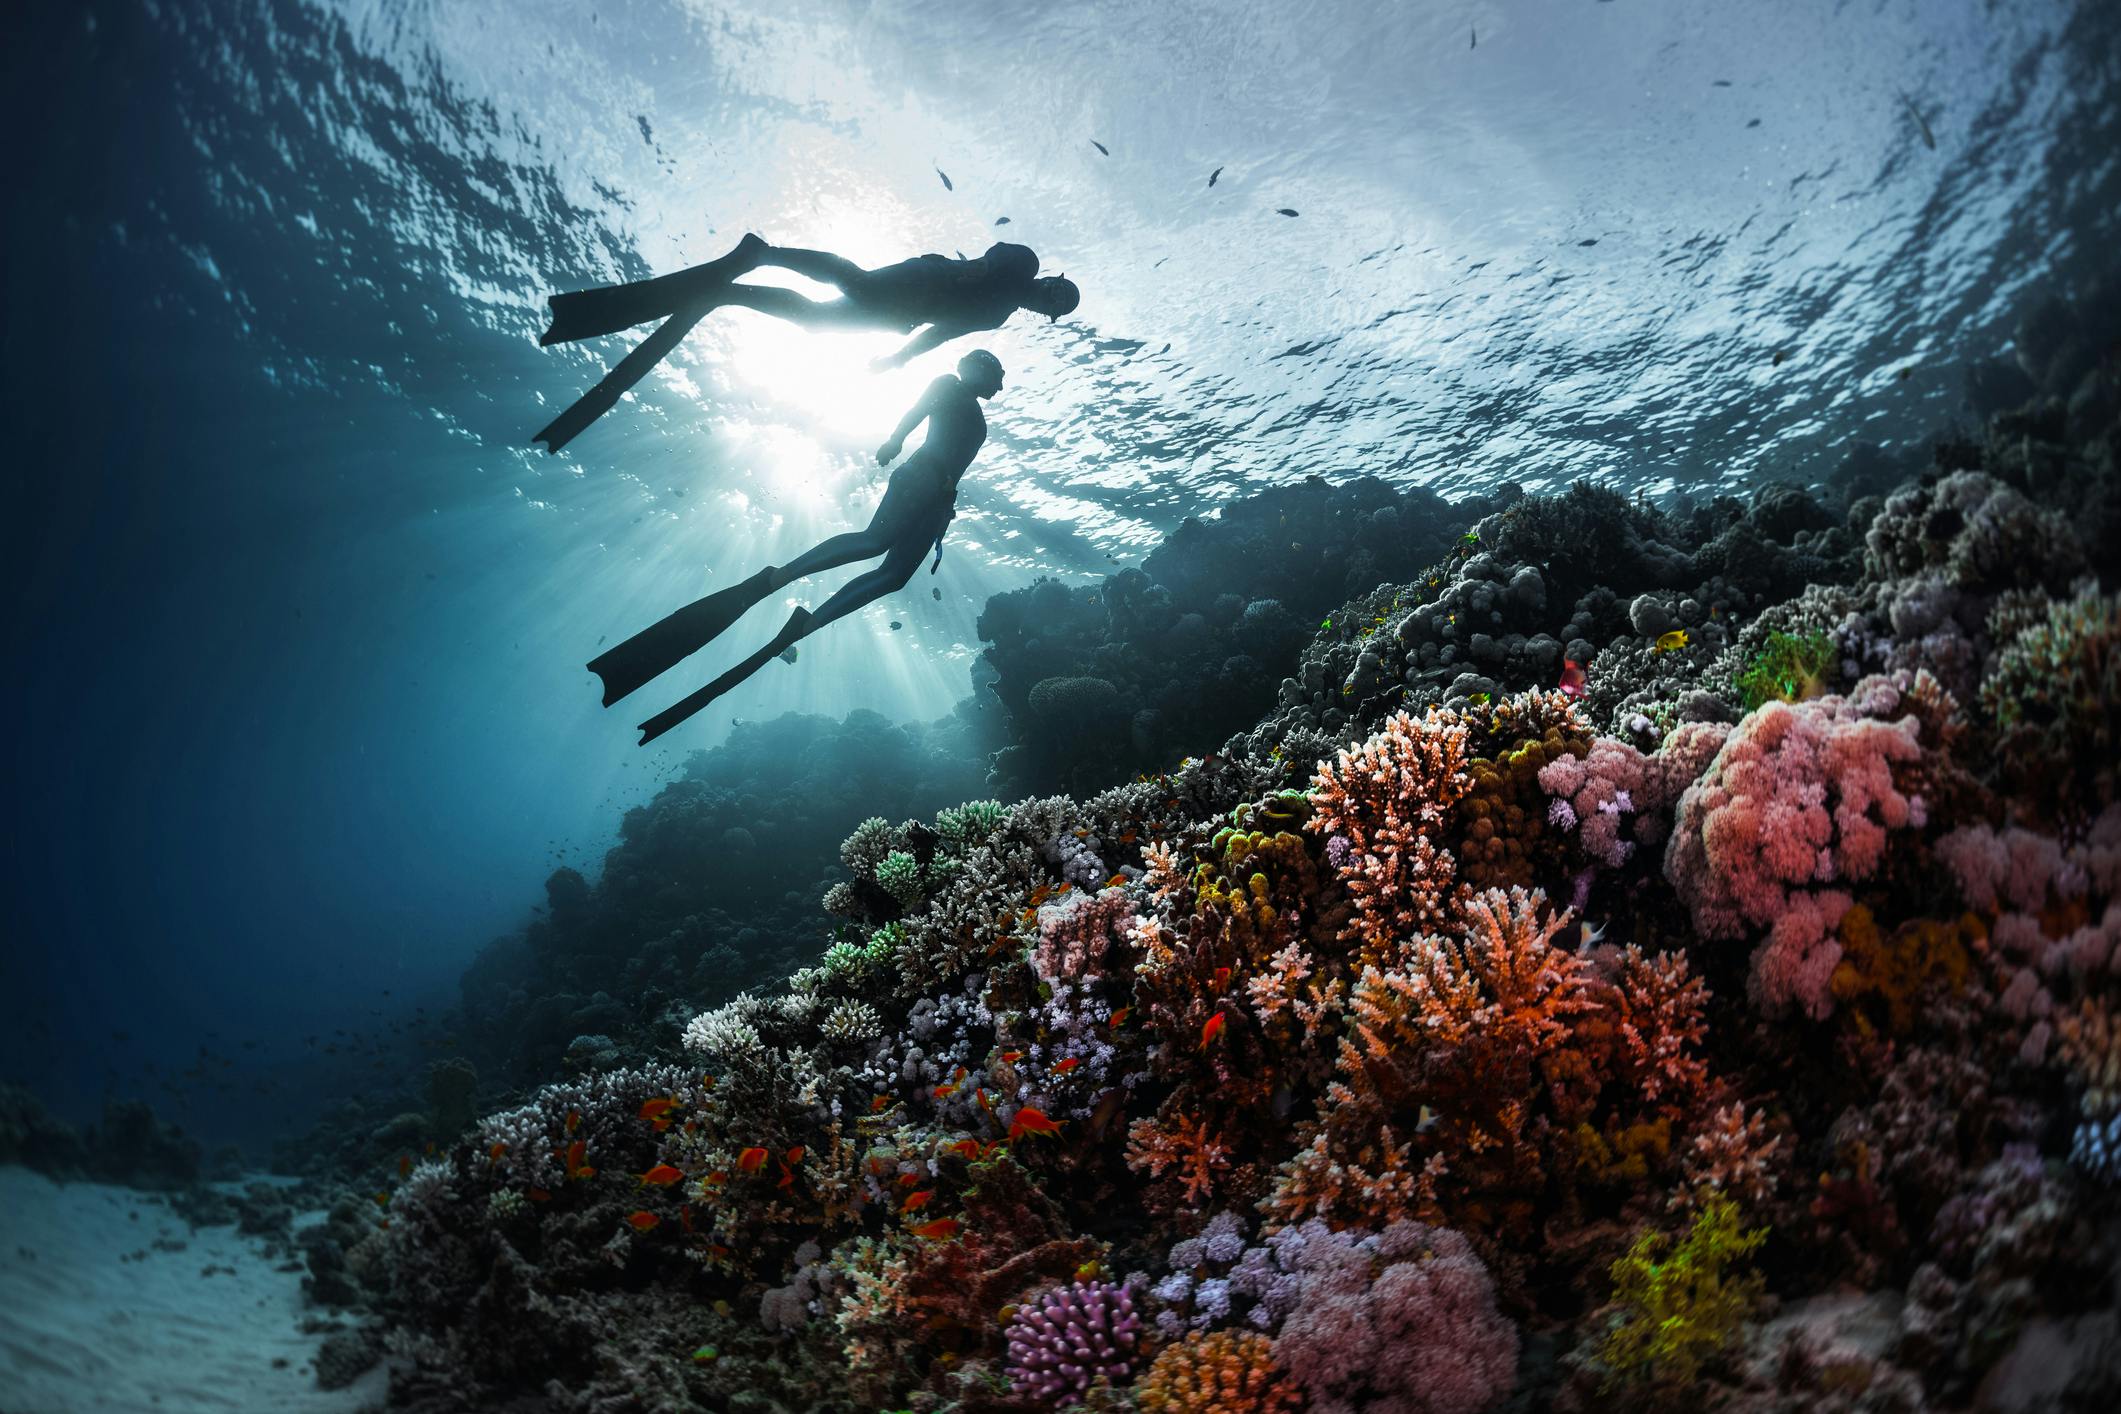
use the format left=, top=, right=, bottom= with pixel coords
left=1108, top=1007, right=1131, bottom=1028
left=691, top=1346, right=718, bottom=1364
left=1772, top=349, right=1787, bottom=366
left=565, top=1110, right=582, bottom=1134
left=488, top=1142, right=508, bottom=1163
left=527, top=1187, right=551, bottom=1202
left=1654, top=628, right=1689, bottom=653
left=909, top=1218, right=963, bottom=1239
left=1009, top=1106, right=1063, bottom=1142
left=398, top=1154, right=411, bottom=1178
left=936, top=166, right=953, bottom=190
left=1746, top=118, right=1761, bottom=128
left=1712, top=79, right=1733, bottom=88
left=994, top=215, right=1011, bottom=225
left=1051, top=1057, right=1081, bottom=1075
left=1090, top=139, right=1109, bottom=156
left=1201, top=1011, right=1227, bottom=1048
left=638, top=1098, right=679, bottom=1125
left=1558, top=658, right=1587, bottom=699
left=889, top=621, right=902, bottom=631
left=1277, top=208, right=1299, bottom=217
left=374, top=1191, right=391, bottom=1209
left=1000, top=1050, right=1025, bottom=1064
left=565, top=1139, right=596, bottom=1179
left=1899, top=92, right=1936, bottom=150
left=625, top=1210, right=661, bottom=1232
left=871, top=1094, right=892, bottom=1112
left=902, top=1189, right=936, bottom=1211
left=931, top=587, right=941, bottom=600
left=638, top=1165, right=684, bottom=1187
left=1207, top=165, right=1223, bottom=188
left=785, top=1146, right=805, bottom=1166
left=777, top=644, right=798, bottom=665
left=1470, top=26, right=1476, bottom=49
left=1213, top=965, right=1232, bottom=990
left=736, top=1146, right=769, bottom=1174
left=933, top=1081, right=960, bottom=1101
left=945, top=1138, right=985, bottom=1161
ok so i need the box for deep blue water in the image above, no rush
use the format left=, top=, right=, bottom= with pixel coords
left=2, top=0, right=2115, bottom=1142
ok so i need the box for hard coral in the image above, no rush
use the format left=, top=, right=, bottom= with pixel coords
left=1001, top=1278, right=1144, bottom=1407
left=1308, top=706, right=1472, bottom=952
left=1136, top=1330, right=1300, bottom=1414
left=1598, top=1196, right=1766, bottom=1389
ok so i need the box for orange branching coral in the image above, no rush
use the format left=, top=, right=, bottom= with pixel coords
left=1264, top=1127, right=1447, bottom=1228
left=1136, top=1330, right=1301, bottom=1414
left=1127, top=1113, right=1235, bottom=1205
left=1608, top=946, right=1712, bottom=1116
left=1308, top=706, right=1472, bottom=953
left=1674, top=1100, right=1785, bottom=1214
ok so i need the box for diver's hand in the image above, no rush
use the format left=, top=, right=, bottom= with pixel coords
left=875, top=439, right=902, bottom=466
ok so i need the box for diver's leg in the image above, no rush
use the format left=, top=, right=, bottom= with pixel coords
left=540, top=234, right=766, bottom=346
left=768, top=529, right=891, bottom=588
left=749, top=246, right=870, bottom=291
left=801, top=536, right=926, bottom=633
left=714, top=284, right=875, bottom=330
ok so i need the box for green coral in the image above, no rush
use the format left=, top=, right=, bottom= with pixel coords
left=874, top=850, right=925, bottom=908
left=935, top=799, right=1006, bottom=845
left=1599, top=1196, right=1766, bottom=1388
left=1733, top=629, right=1837, bottom=712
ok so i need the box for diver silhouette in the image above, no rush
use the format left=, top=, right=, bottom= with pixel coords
left=534, top=235, right=1074, bottom=452
left=591, top=349, right=1008, bottom=744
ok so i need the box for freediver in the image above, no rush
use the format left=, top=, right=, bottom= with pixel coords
left=592, top=348, right=1008, bottom=744
left=533, top=234, right=1075, bottom=451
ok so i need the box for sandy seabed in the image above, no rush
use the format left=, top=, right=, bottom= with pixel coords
left=0, top=1167, right=384, bottom=1414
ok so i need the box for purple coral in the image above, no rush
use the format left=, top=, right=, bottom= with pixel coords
left=1271, top=1220, right=1518, bottom=1414
left=1003, top=1278, right=1143, bottom=1404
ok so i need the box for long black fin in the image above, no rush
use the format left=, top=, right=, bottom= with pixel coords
left=534, top=307, right=706, bottom=453
left=587, top=567, right=776, bottom=707
left=637, top=609, right=813, bottom=745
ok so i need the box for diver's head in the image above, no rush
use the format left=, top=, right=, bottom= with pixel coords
left=1023, top=274, right=1080, bottom=320
left=956, top=348, right=1005, bottom=398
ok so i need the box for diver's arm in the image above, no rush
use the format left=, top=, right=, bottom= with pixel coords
left=875, top=379, right=946, bottom=464
left=871, top=322, right=972, bottom=372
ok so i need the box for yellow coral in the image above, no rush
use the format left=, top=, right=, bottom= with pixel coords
left=1827, top=907, right=1981, bottom=1036
left=1136, top=1330, right=1300, bottom=1414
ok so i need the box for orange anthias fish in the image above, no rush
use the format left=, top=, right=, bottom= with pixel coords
left=565, top=1110, right=582, bottom=1134
left=637, top=1165, right=684, bottom=1187
left=526, top=1187, right=552, bottom=1203
left=397, top=1154, right=412, bottom=1178
left=1558, top=658, right=1587, bottom=699
left=944, top=1138, right=990, bottom=1162
left=625, top=1210, right=661, bottom=1232
left=565, top=1139, right=596, bottom=1180
left=902, top=1189, right=936, bottom=1212
left=1009, top=1107, right=1063, bottom=1142
left=908, top=1218, right=962, bottom=1240
left=870, top=1094, right=892, bottom=1113
left=735, top=1146, right=769, bottom=1175
left=487, top=1142, right=508, bottom=1164
left=638, top=1098, right=680, bottom=1131
left=1108, top=1008, right=1131, bottom=1029
left=1200, top=1011, right=1227, bottom=1049
left=933, top=1081, right=961, bottom=1101
left=1051, top=1057, right=1081, bottom=1075
left=1214, top=966, right=1232, bottom=989
left=999, top=1051, right=1024, bottom=1065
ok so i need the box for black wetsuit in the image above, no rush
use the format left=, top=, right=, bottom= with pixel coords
left=869, top=373, right=988, bottom=551
left=843, top=242, right=1039, bottom=334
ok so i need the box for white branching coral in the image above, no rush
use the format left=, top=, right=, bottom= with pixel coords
left=840, top=816, right=897, bottom=874
left=823, top=999, right=884, bottom=1045
left=683, top=994, right=767, bottom=1061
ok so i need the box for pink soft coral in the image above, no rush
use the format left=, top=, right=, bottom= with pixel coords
left=1537, top=722, right=1732, bottom=870
left=1664, top=680, right=1930, bottom=1017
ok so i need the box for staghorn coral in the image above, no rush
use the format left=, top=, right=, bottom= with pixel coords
left=1308, top=706, right=1472, bottom=951
left=1135, top=1330, right=1301, bottom=1414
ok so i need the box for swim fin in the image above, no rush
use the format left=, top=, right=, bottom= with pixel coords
left=637, top=607, right=814, bottom=745
left=587, top=566, right=779, bottom=707
left=534, top=306, right=706, bottom=453
left=539, top=237, right=765, bottom=347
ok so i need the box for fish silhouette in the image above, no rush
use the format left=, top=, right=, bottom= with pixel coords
left=936, top=166, right=953, bottom=190
left=1276, top=208, right=1299, bottom=217
left=994, top=215, right=1010, bottom=225
left=1207, top=166, right=1223, bottom=187
left=1090, top=139, right=1109, bottom=156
